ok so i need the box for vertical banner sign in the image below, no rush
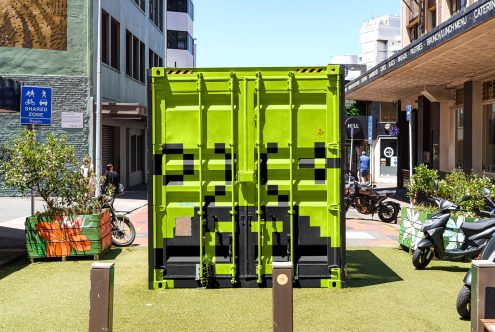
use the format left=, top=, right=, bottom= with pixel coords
left=367, top=116, right=372, bottom=145
left=406, top=105, right=411, bottom=122
left=20, top=86, right=52, bottom=125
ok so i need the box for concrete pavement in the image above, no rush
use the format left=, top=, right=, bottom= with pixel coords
left=0, top=189, right=148, bottom=267
left=0, top=182, right=409, bottom=266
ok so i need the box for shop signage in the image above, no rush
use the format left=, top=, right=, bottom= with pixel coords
left=345, top=116, right=377, bottom=140
left=406, top=105, right=411, bottom=122
left=61, top=112, right=83, bottom=129
left=345, top=0, right=495, bottom=94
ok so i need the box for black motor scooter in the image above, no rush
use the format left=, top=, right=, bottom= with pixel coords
left=456, top=188, right=495, bottom=319
left=412, top=189, right=495, bottom=270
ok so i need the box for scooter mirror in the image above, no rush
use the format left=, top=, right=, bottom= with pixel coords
left=483, top=188, right=491, bottom=197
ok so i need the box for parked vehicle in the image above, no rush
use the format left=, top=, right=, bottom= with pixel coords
left=100, top=194, right=136, bottom=247
left=412, top=188, right=495, bottom=270
left=343, top=175, right=400, bottom=223
left=456, top=188, right=495, bottom=319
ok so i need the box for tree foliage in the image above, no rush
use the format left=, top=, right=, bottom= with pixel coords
left=0, top=130, right=103, bottom=216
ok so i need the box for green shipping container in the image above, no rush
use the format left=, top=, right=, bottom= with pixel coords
left=148, top=66, right=345, bottom=289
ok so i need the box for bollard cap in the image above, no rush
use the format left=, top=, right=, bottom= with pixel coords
left=272, top=261, right=292, bottom=269
left=91, top=262, right=115, bottom=269
left=472, top=260, right=495, bottom=268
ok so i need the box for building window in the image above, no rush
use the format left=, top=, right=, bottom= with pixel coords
left=483, top=104, right=495, bottom=173
left=455, top=108, right=464, bottom=169
left=102, top=11, right=120, bottom=71
left=110, top=18, right=120, bottom=70
left=131, top=135, right=144, bottom=172
left=167, top=30, right=194, bottom=54
left=149, top=0, right=164, bottom=31
left=168, top=0, right=194, bottom=20
left=149, top=49, right=163, bottom=68
left=408, top=23, right=419, bottom=42
left=449, top=0, right=466, bottom=16
left=428, top=7, right=437, bottom=30
left=380, top=103, right=397, bottom=123
left=483, top=81, right=495, bottom=101
left=133, top=0, right=145, bottom=11
left=126, top=30, right=145, bottom=83
left=102, top=11, right=109, bottom=65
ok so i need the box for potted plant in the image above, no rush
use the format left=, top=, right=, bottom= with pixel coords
left=399, top=165, right=495, bottom=251
left=0, top=130, right=112, bottom=261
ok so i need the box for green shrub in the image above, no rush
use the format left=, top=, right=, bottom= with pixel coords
left=0, top=130, right=104, bottom=216
left=406, top=164, right=438, bottom=201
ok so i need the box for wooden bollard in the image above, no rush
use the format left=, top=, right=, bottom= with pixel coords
left=471, top=260, right=495, bottom=332
left=272, top=261, right=293, bottom=332
left=89, top=262, right=115, bottom=332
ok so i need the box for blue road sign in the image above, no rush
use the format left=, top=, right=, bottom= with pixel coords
left=406, top=104, right=411, bottom=122
left=20, top=86, right=52, bottom=125
left=368, top=116, right=373, bottom=144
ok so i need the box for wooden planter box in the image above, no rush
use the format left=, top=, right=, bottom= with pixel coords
left=398, top=207, right=479, bottom=251
left=25, top=210, right=112, bottom=261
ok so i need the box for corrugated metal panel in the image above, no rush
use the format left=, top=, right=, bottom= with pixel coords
left=149, top=66, right=344, bottom=289
left=102, top=125, right=114, bottom=171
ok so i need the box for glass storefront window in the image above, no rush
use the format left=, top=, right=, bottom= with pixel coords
left=483, top=104, right=495, bottom=173
left=380, top=138, right=397, bottom=177
left=455, top=108, right=463, bottom=169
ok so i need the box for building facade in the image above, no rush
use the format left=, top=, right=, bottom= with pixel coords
left=346, top=0, right=495, bottom=186
left=166, top=0, right=195, bottom=68
left=0, top=0, right=194, bottom=195
left=360, top=15, right=402, bottom=70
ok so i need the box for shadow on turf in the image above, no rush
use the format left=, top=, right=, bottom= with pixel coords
left=346, top=250, right=402, bottom=287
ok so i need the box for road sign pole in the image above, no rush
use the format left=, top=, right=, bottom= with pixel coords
left=349, top=127, right=354, bottom=176
left=30, top=124, right=36, bottom=216
left=406, top=105, right=413, bottom=207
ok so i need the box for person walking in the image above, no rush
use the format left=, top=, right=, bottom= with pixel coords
left=103, top=163, right=120, bottom=199
left=359, top=151, right=370, bottom=184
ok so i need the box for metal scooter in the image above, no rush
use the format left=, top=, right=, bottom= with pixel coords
left=412, top=187, right=495, bottom=270
left=456, top=188, right=495, bottom=319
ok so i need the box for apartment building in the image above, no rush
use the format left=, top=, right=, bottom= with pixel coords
left=167, top=0, right=195, bottom=67
left=346, top=0, right=495, bottom=186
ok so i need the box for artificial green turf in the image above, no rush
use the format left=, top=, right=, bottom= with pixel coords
left=0, top=247, right=471, bottom=331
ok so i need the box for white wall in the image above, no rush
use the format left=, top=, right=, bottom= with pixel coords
left=166, top=10, right=194, bottom=68
left=360, top=15, right=401, bottom=70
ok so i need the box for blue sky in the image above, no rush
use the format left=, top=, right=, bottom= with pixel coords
left=194, top=0, right=400, bottom=67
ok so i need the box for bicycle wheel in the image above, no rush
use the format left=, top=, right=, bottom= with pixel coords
left=111, top=216, right=136, bottom=247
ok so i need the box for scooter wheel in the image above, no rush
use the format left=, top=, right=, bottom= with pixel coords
left=412, top=248, right=432, bottom=269
left=456, top=285, right=471, bottom=320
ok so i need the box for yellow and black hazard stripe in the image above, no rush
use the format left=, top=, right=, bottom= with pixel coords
left=296, top=68, right=325, bottom=73
left=167, top=69, right=194, bottom=74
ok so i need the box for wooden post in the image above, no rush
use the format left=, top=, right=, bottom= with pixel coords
left=471, top=260, right=495, bottom=332
left=89, top=262, right=115, bottom=332
left=272, top=262, right=293, bottom=332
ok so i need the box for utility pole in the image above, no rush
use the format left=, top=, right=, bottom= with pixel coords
left=95, top=0, right=102, bottom=196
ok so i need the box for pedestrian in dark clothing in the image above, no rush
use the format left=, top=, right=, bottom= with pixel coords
left=103, top=164, right=119, bottom=199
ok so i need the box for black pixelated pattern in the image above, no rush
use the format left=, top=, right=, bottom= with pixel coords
left=267, top=142, right=278, bottom=154
left=314, top=142, right=325, bottom=158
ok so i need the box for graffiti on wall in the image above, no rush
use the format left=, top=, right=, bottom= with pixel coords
left=0, top=0, right=67, bottom=51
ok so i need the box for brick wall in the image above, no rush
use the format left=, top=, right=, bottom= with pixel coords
left=0, top=75, right=91, bottom=196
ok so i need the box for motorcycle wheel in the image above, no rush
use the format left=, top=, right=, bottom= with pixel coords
left=378, top=202, right=400, bottom=223
left=412, top=248, right=433, bottom=269
left=111, top=216, right=136, bottom=247
left=344, top=198, right=351, bottom=214
left=456, top=285, right=471, bottom=320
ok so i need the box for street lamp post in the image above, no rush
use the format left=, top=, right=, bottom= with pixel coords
left=95, top=0, right=102, bottom=196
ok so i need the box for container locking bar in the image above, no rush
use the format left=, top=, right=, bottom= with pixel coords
left=255, top=72, right=264, bottom=284
left=229, top=72, right=237, bottom=284
left=197, top=73, right=206, bottom=286
left=288, top=72, right=295, bottom=268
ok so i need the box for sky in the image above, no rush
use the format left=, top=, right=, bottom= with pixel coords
left=194, top=0, right=400, bottom=68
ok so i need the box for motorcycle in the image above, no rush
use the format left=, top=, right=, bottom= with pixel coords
left=412, top=188, right=495, bottom=270
left=343, top=175, right=400, bottom=223
left=100, top=193, right=136, bottom=247
left=456, top=188, right=495, bottom=319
